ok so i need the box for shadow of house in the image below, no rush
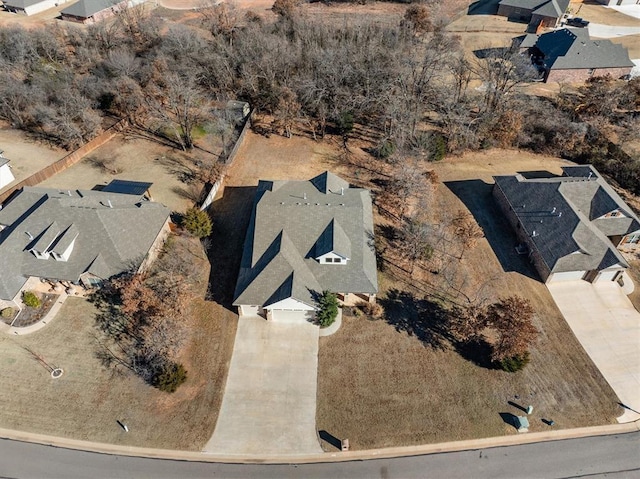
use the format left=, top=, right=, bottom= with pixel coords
left=473, top=47, right=512, bottom=59
left=206, top=186, right=257, bottom=309
left=445, top=180, right=540, bottom=281
left=318, top=430, right=342, bottom=451
left=468, top=0, right=503, bottom=15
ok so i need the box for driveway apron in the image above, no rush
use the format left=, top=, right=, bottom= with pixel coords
left=203, top=316, right=322, bottom=455
left=548, top=280, right=640, bottom=423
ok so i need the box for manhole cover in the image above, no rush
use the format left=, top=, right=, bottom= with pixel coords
left=51, top=368, right=64, bottom=379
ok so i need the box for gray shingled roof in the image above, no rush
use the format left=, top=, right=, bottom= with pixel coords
left=0, top=185, right=170, bottom=300
left=533, top=0, right=569, bottom=18
left=533, top=28, right=634, bottom=70
left=233, top=171, right=378, bottom=309
left=61, top=0, right=118, bottom=18
left=3, top=0, right=46, bottom=9
left=0, top=157, right=8, bottom=168
left=499, top=0, right=569, bottom=17
left=493, top=166, right=639, bottom=274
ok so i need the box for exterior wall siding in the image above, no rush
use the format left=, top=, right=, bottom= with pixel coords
left=546, top=66, right=633, bottom=83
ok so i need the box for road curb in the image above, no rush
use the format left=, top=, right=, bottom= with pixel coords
left=0, top=421, right=638, bottom=464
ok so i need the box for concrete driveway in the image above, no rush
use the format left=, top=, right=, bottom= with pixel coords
left=589, top=23, right=640, bottom=38
left=203, top=316, right=322, bottom=456
left=548, top=280, right=640, bottom=423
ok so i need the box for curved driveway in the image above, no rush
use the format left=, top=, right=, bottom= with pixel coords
left=1, top=432, right=639, bottom=478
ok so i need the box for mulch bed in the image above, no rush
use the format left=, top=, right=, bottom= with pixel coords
left=11, top=294, right=60, bottom=328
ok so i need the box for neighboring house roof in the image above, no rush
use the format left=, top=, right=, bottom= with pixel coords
left=61, top=0, right=118, bottom=17
left=3, top=0, right=47, bottom=9
left=233, top=171, right=378, bottom=309
left=493, top=166, right=640, bottom=274
left=532, top=0, right=568, bottom=18
left=498, top=0, right=569, bottom=17
left=0, top=182, right=170, bottom=300
left=0, top=158, right=8, bottom=168
left=533, top=28, right=634, bottom=70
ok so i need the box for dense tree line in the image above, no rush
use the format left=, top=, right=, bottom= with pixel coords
left=0, top=4, right=638, bottom=186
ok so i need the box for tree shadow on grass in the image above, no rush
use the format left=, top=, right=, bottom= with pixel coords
left=379, top=288, right=453, bottom=350
left=205, top=186, right=256, bottom=309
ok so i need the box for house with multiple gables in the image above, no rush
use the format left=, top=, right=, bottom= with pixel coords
left=519, top=28, right=634, bottom=82
left=493, top=166, right=640, bottom=284
left=233, top=171, right=378, bottom=323
left=497, top=0, right=570, bottom=30
left=0, top=180, right=170, bottom=303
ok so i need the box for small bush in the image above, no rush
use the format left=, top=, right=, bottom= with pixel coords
left=22, top=291, right=41, bottom=308
left=374, top=138, right=396, bottom=159
left=358, top=301, right=383, bottom=319
left=152, top=362, right=188, bottom=393
left=498, top=353, right=530, bottom=373
left=1, top=307, right=15, bottom=318
left=182, top=207, right=212, bottom=238
left=411, top=131, right=447, bottom=162
left=316, top=290, right=339, bottom=328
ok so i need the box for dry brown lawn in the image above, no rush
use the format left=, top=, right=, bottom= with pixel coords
left=316, top=146, right=622, bottom=450
left=0, top=236, right=237, bottom=450
left=39, top=132, right=221, bottom=213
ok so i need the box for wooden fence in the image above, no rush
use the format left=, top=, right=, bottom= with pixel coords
left=199, top=110, right=253, bottom=211
left=0, top=120, right=128, bottom=205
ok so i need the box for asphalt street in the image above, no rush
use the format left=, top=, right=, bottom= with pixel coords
left=0, top=432, right=639, bottom=479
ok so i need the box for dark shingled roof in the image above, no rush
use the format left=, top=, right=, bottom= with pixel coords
left=533, top=28, right=634, bottom=71
left=0, top=185, right=170, bottom=300
left=233, top=172, right=378, bottom=309
left=498, top=0, right=569, bottom=18
left=493, top=166, right=639, bottom=274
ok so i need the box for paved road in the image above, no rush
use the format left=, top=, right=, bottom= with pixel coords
left=589, top=23, right=640, bottom=38
left=1, top=432, right=639, bottom=479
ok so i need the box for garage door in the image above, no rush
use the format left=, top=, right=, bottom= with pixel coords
left=594, top=270, right=621, bottom=283
left=549, top=271, right=587, bottom=282
left=270, top=309, right=315, bottom=324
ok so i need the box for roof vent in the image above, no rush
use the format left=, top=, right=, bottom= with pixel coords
left=532, top=230, right=538, bottom=237
left=67, top=190, right=72, bottom=196
left=107, top=199, right=113, bottom=208
left=303, top=193, right=307, bottom=200
left=326, top=203, right=331, bottom=206
left=558, top=211, right=562, bottom=217
left=340, top=187, right=344, bottom=196
left=26, top=231, right=33, bottom=240
left=551, top=207, right=556, bottom=214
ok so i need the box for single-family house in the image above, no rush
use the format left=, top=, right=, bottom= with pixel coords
left=497, top=0, right=570, bottom=30
left=493, top=165, right=640, bottom=283
left=0, top=181, right=171, bottom=302
left=0, top=152, right=15, bottom=191
left=2, top=0, right=69, bottom=15
left=233, top=171, right=378, bottom=323
left=524, top=28, right=634, bottom=82
left=60, top=0, right=135, bottom=23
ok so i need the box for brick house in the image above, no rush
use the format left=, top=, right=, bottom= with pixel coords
left=522, top=28, right=634, bottom=82
left=493, top=166, right=640, bottom=284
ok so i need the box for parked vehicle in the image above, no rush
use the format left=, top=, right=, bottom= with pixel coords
left=566, top=17, right=589, bottom=27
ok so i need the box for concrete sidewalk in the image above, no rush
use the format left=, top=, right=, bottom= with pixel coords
left=589, top=23, right=640, bottom=38
left=203, top=316, right=322, bottom=455
left=548, top=280, right=640, bottom=423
